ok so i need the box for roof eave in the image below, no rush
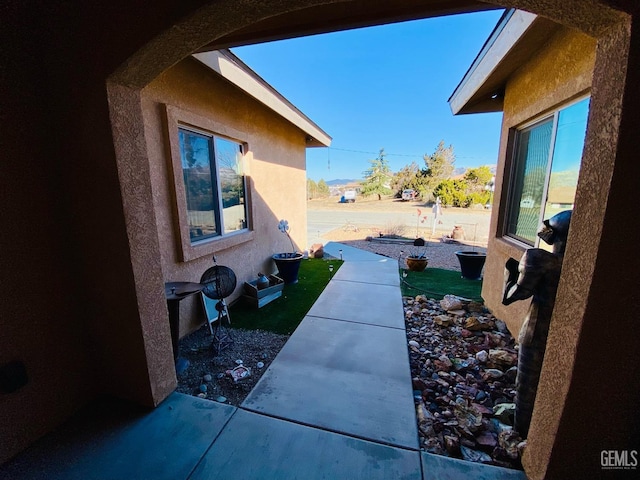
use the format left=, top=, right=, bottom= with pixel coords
left=192, top=49, right=331, bottom=147
left=449, top=9, right=561, bottom=115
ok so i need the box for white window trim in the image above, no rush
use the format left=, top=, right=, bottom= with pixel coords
left=164, top=104, right=254, bottom=262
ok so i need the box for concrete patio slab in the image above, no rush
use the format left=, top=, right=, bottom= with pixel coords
left=421, top=452, right=527, bottom=480
left=307, top=280, right=405, bottom=329
left=331, top=258, right=400, bottom=286
left=242, top=316, right=418, bottom=449
left=0, top=393, right=235, bottom=480
left=191, top=409, right=422, bottom=480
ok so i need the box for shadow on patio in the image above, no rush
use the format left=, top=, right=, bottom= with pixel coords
left=0, top=243, right=525, bottom=480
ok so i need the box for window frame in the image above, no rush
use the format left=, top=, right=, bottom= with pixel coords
left=503, top=95, right=589, bottom=247
left=165, top=105, right=254, bottom=262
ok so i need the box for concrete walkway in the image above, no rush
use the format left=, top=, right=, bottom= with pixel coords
left=0, top=242, right=526, bottom=480
left=241, top=242, right=417, bottom=450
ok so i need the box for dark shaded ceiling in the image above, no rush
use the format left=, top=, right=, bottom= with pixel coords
left=199, top=0, right=495, bottom=51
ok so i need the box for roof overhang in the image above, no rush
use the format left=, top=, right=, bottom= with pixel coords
left=197, top=0, right=493, bottom=51
left=193, top=49, right=331, bottom=147
left=449, top=9, right=561, bottom=115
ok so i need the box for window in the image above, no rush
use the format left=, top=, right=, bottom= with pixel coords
left=178, top=127, right=248, bottom=243
left=165, top=106, right=254, bottom=262
left=505, top=97, right=589, bottom=246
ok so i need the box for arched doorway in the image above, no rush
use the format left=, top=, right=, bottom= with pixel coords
left=107, top=2, right=637, bottom=478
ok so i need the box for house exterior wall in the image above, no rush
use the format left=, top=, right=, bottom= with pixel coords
left=142, top=58, right=309, bottom=336
left=482, top=27, right=597, bottom=335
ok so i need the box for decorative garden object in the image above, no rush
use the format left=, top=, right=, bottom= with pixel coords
left=502, top=210, right=571, bottom=438
left=272, top=219, right=303, bottom=284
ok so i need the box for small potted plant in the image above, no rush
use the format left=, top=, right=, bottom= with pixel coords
left=406, top=240, right=429, bottom=272
left=272, top=219, right=304, bottom=284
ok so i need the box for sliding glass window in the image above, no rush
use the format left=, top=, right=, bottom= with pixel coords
left=178, top=127, right=248, bottom=243
left=505, top=97, right=589, bottom=246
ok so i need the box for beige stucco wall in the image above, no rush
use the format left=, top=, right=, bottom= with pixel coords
left=142, top=58, right=309, bottom=336
left=483, top=27, right=597, bottom=336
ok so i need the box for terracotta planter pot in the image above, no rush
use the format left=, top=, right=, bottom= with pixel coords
left=406, top=257, right=428, bottom=272
left=272, top=253, right=303, bottom=284
left=455, top=251, right=486, bottom=280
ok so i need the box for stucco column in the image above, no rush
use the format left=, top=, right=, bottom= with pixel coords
left=107, top=83, right=177, bottom=405
left=523, top=14, right=640, bottom=479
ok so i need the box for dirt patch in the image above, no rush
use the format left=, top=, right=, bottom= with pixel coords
left=308, top=195, right=492, bottom=245
left=309, top=195, right=491, bottom=216
left=176, top=326, right=289, bottom=406
left=308, top=195, right=429, bottom=213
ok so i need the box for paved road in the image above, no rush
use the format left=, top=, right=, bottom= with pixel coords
left=307, top=203, right=491, bottom=245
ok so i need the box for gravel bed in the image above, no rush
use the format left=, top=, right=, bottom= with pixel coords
left=177, top=326, right=288, bottom=406
left=404, top=294, right=524, bottom=470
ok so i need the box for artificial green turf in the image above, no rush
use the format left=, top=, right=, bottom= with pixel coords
left=229, top=258, right=343, bottom=335
left=400, top=267, right=483, bottom=302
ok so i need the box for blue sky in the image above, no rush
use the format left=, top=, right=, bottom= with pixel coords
left=233, top=10, right=505, bottom=182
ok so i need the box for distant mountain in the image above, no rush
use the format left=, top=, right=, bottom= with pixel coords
left=325, top=178, right=359, bottom=186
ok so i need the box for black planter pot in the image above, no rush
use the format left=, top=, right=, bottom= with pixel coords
left=272, top=253, right=304, bottom=284
left=455, top=251, right=487, bottom=280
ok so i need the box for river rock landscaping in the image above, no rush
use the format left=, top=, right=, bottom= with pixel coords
left=404, top=294, right=525, bottom=470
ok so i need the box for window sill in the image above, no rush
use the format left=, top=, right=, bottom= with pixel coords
left=493, top=236, right=529, bottom=259
left=182, top=229, right=255, bottom=262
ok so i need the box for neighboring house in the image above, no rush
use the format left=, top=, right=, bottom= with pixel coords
left=449, top=9, right=596, bottom=335
left=142, top=49, right=330, bottom=335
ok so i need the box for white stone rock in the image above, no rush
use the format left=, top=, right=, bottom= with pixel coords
left=440, top=295, right=464, bottom=311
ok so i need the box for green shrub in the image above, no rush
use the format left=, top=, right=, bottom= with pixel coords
left=433, top=179, right=468, bottom=207
left=466, top=191, right=491, bottom=206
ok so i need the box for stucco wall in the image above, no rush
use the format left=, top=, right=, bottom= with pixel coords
left=482, top=27, right=596, bottom=335
left=142, top=58, right=309, bottom=336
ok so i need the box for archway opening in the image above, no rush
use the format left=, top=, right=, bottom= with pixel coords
left=106, top=2, right=633, bottom=478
